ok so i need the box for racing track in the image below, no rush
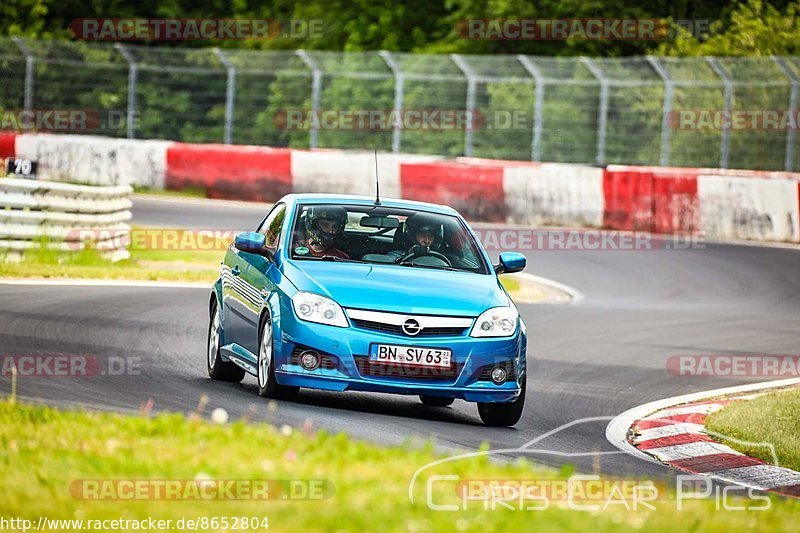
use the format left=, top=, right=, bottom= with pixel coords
left=1, top=194, right=798, bottom=479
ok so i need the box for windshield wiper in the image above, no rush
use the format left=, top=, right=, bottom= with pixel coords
left=319, top=255, right=369, bottom=263
left=293, top=255, right=367, bottom=263
left=397, top=261, right=463, bottom=272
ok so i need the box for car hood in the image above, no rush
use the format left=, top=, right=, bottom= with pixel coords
left=283, top=260, right=508, bottom=316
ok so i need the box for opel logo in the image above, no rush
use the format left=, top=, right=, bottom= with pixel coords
left=402, top=318, right=422, bottom=336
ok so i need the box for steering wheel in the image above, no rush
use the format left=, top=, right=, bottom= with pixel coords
left=398, top=246, right=452, bottom=267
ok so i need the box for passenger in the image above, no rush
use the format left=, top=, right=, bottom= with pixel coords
left=295, top=206, right=350, bottom=259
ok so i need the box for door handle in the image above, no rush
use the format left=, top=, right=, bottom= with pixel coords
left=232, top=265, right=241, bottom=276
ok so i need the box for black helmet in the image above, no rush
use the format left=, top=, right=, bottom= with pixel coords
left=304, top=205, right=348, bottom=248
left=404, top=213, right=444, bottom=248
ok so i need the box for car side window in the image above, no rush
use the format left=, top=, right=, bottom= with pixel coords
left=259, top=204, right=287, bottom=251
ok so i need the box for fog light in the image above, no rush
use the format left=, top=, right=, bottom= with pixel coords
left=300, top=350, right=320, bottom=370
left=490, top=366, right=507, bottom=384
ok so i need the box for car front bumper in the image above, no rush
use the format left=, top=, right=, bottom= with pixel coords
left=273, top=310, right=527, bottom=403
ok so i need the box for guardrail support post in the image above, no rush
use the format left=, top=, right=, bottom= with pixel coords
left=706, top=57, right=733, bottom=169
left=451, top=54, right=477, bottom=157
left=772, top=56, right=799, bottom=172
left=646, top=56, right=674, bottom=167
left=379, top=51, right=404, bottom=153
left=517, top=55, right=546, bottom=162
left=581, top=57, right=609, bottom=166
left=214, top=48, right=237, bottom=144
left=114, top=43, right=138, bottom=140
left=296, top=50, right=322, bottom=149
left=12, top=38, right=34, bottom=112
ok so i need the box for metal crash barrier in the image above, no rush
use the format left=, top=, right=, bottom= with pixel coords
left=0, top=173, right=132, bottom=260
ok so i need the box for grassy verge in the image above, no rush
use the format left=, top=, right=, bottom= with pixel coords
left=0, top=399, right=796, bottom=532
left=0, top=232, right=222, bottom=283
left=706, top=388, right=800, bottom=471
left=133, top=186, right=209, bottom=199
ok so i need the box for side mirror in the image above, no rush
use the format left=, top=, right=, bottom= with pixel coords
left=494, top=252, right=526, bottom=275
left=234, top=232, right=266, bottom=254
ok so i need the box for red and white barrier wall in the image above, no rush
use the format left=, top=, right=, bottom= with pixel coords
left=2, top=133, right=799, bottom=244
left=166, top=142, right=292, bottom=202
left=604, top=165, right=800, bottom=242
left=15, top=134, right=170, bottom=188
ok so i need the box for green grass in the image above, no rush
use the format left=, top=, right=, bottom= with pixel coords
left=706, top=388, right=800, bottom=471
left=0, top=399, right=797, bottom=532
left=500, top=277, right=520, bottom=293
left=133, top=186, right=209, bottom=199
left=0, top=231, right=223, bottom=283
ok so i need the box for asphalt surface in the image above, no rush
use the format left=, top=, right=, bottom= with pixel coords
left=1, top=194, right=799, bottom=479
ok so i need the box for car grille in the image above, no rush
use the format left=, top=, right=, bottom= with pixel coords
left=351, top=319, right=468, bottom=338
left=354, top=356, right=462, bottom=381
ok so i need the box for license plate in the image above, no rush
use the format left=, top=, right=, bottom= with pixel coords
left=370, top=344, right=452, bottom=368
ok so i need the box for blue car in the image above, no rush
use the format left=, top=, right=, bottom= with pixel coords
left=207, top=194, right=528, bottom=426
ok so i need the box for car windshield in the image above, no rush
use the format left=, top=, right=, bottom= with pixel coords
left=289, top=204, right=489, bottom=274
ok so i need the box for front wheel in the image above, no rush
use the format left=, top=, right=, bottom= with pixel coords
left=257, top=316, right=299, bottom=400
left=207, top=300, right=245, bottom=383
left=477, top=377, right=526, bottom=427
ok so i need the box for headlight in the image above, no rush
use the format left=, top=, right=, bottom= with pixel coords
left=291, top=292, right=349, bottom=328
left=470, top=307, right=518, bottom=337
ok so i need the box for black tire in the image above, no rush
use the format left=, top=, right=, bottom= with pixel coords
left=207, top=300, right=246, bottom=383
left=420, top=395, right=455, bottom=407
left=257, top=315, right=299, bottom=400
left=477, top=376, right=526, bottom=427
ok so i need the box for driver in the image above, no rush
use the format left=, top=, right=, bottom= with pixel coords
left=296, top=206, right=350, bottom=259
left=389, top=213, right=446, bottom=261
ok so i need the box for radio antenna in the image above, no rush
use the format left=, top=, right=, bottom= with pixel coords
left=373, top=150, right=381, bottom=206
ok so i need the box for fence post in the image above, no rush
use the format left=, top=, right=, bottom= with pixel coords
left=451, top=54, right=477, bottom=157
left=213, top=48, right=236, bottom=144
left=646, top=56, right=674, bottom=167
left=706, top=57, right=732, bottom=169
left=12, top=38, right=34, bottom=112
left=379, top=51, right=404, bottom=153
left=114, top=43, right=138, bottom=140
left=517, top=55, right=546, bottom=162
left=772, top=56, right=798, bottom=172
left=296, top=50, right=322, bottom=149
left=581, top=57, right=608, bottom=166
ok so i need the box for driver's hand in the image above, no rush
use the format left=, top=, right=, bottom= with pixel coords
left=409, top=245, right=430, bottom=257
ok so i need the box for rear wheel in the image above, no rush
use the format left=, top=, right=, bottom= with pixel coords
left=257, top=316, right=299, bottom=400
left=477, top=376, right=526, bottom=427
left=419, top=395, right=455, bottom=407
left=207, top=300, right=245, bottom=383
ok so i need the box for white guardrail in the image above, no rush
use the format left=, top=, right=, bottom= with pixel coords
left=0, top=174, right=132, bottom=259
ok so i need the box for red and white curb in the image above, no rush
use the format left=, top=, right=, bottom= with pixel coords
left=606, top=378, right=800, bottom=498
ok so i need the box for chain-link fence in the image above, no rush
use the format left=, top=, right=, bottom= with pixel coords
left=1, top=38, right=799, bottom=171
